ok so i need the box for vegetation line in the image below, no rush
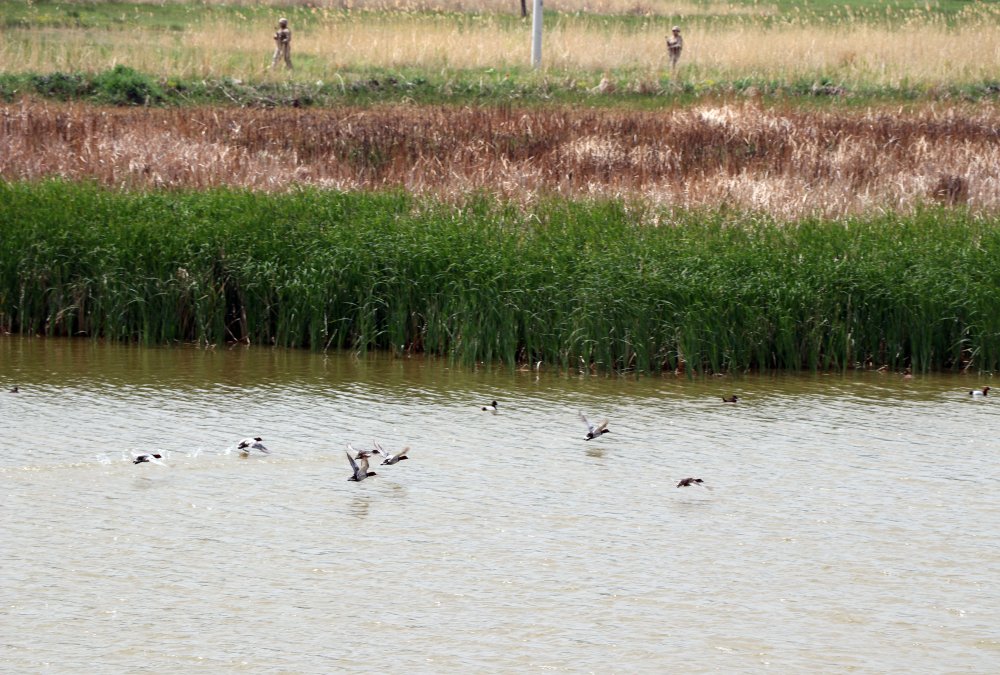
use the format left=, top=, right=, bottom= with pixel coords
left=4, top=65, right=1000, bottom=108
left=2, top=181, right=998, bottom=374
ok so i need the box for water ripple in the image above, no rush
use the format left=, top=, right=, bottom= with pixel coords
left=3, top=339, right=1000, bottom=672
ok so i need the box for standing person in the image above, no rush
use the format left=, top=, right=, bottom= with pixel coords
left=270, top=17, right=292, bottom=70
left=666, top=25, right=683, bottom=72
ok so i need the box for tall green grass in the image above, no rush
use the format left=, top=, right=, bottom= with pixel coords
left=2, top=181, right=999, bottom=374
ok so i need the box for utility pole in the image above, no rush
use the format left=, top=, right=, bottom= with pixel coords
left=531, top=0, right=543, bottom=69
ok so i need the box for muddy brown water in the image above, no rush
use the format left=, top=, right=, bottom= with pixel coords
left=2, top=338, right=998, bottom=672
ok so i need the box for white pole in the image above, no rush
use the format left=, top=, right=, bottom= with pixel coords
left=531, top=0, right=543, bottom=69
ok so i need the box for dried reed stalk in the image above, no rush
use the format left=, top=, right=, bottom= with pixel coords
left=3, top=100, right=999, bottom=219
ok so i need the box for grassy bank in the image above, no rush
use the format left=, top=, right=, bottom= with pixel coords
left=3, top=66, right=1000, bottom=109
left=2, top=181, right=998, bottom=374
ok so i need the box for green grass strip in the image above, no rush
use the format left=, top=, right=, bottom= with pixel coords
left=3, top=67, right=999, bottom=108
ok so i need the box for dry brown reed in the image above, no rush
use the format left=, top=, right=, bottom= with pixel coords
left=3, top=99, right=1000, bottom=219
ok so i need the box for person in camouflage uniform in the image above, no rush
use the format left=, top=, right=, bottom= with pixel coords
left=666, top=26, right=683, bottom=71
left=270, top=18, right=292, bottom=70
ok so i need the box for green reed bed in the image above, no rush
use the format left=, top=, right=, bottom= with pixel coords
left=2, top=181, right=999, bottom=374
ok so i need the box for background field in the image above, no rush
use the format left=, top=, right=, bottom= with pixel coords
left=2, top=0, right=999, bottom=99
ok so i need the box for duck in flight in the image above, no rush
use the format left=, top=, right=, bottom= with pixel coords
left=579, top=413, right=611, bottom=441
left=372, top=440, right=410, bottom=465
left=346, top=450, right=377, bottom=482
left=132, top=452, right=166, bottom=466
left=348, top=443, right=374, bottom=460
left=237, top=437, right=270, bottom=456
left=676, top=477, right=713, bottom=490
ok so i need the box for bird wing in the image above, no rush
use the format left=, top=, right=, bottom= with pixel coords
left=237, top=438, right=251, bottom=449
left=397, top=446, right=410, bottom=458
left=254, top=441, right=271, bottom=454
left=593, top=419, right=609, bottom=434
left=346, top=450, right=360, bottom=476
left=372, top=440, right=387, bottom=457
left=578, top=413, right=597, bottom=434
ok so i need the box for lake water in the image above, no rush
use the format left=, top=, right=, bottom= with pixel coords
left=2, top=337, right=999, bottom=673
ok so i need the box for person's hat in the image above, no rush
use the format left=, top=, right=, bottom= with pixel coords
left=672, top=26, right=680, bottom=32
left=279, top=18, right=288, bottom=26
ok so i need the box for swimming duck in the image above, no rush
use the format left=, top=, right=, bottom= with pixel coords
left=131, top=452, right=166, bottom=466
left=8, top=386, right=18, bottom=393
left=722, top=395, right=739, bottom=403
left=481, top=400, right=499, bottom=412
left=372, top=440, right=410, bottom=465
left=579, top=413, right=611, bottom=441
left=676, top=477, right=713, bottom=490
left=237, top=436, right=270, bottom=456
left=346, top=450, right=377, bottom=482
left=969, top=387, right=991, bottom=397
left=347, top=443, right=374, bottom=460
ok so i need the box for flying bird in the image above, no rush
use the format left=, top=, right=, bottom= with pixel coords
left=237, top=437, right=270, bottom=456
left=347, top=450, right=377, bottom=482
left=347, top=443, right=374, bottom=460
left=131, top=452, right=166, bottom=466
left=676, top=477, right=713, bottom=490
left=579, top=413, right=611, bottom=441
left=372, top=440, right=410, bottom=465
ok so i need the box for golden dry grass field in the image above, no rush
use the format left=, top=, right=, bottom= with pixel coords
left=2, top=1, right=999, bottom=88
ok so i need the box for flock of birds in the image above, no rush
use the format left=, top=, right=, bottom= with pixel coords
left=6, top=384, right=992, bottom=487
left=118, top=399, right=720, bottom=488
left=345, top=440, right=410, bottom=482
